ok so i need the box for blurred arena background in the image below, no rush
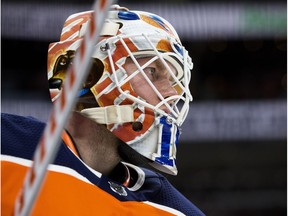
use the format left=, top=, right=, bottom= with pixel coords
left=1, top=0, right=287, bottom=215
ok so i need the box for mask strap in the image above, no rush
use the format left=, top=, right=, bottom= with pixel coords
left=80, top=104, right=134, bottom=124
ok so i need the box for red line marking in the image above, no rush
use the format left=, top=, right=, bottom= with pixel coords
left=69, top=67, right=76, bottom=88
left=18, top=192, right=24, bottom=212
left=40, top=138, right=46, bottom=162
left=100, top=0, right=107, bottom=10
left=60, top=88, right=66, bottom=110
left=29, top=164, right=36, bottom=186
left=50, top=112, right=56, bottom=134
left=90, top=13, right=96, bottom=38
left=80, top=40, right=86, bottom=60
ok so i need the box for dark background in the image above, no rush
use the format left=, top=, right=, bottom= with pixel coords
left=1, top=0, right=287, bottom=215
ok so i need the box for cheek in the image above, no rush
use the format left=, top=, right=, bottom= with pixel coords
left=129, top=75, right=156, bottom=101
left=130, top=75, right=148, bottom=92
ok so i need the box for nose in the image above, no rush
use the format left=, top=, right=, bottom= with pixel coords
left=155, top=79, right=178, bottom=114
left=156, top=78, right=178, bottom=99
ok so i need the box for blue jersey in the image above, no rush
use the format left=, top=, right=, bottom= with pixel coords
left=1, top=113, right=205, bottom=216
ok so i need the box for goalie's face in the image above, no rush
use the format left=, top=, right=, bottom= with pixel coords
left=124, top=57, right=178, bottom=115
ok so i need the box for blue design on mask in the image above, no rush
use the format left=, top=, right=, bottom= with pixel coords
left=118, top=11, right=140, bottom=20
left=155, top=116, right=179, bottom=167
left=148, top=15, right=170, bottom=32
left=78, top=88, right=90, bottom=97
left=173, top=43, right=183, bottom=56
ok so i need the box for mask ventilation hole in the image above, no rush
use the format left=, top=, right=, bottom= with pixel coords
left=132, top=122, right=143, bottom=131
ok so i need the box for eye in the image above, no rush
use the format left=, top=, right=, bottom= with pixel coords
left=147, top=67, right=155, bottom=75
left=144, top=67, right=157, bottom=81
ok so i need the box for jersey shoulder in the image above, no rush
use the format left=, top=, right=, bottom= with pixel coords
left=126, top=164, right=205, bottom=216
left=1, top=113, right=45, bottom=159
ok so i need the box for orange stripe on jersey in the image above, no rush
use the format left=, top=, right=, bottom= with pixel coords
left=61, top=131, right=79, bottom=157
left=1, top=157, right=181, bottom=216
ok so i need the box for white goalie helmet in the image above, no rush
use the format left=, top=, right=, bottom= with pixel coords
left=47, top=5, right=193, bottom=175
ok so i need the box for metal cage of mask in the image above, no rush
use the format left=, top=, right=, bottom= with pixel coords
left=82, top=32, right=193, bottom=126
left=80, top=32, right=193, bottom=175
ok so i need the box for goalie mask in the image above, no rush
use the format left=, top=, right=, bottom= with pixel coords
left=47, top=6, right=193, bottom=175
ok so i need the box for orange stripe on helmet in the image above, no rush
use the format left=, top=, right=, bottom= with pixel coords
left=60, top=11, right=93, bottom=41
left=156, top=39, right=173, bottom=52
left=111, top=108, right=154, bottom=143
left=140, top=14, right=174, bottom=37
left=112, top=38, right=138, bottom=63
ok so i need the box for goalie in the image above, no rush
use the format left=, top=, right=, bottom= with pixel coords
left=2, top=5, right=205, bottom=216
